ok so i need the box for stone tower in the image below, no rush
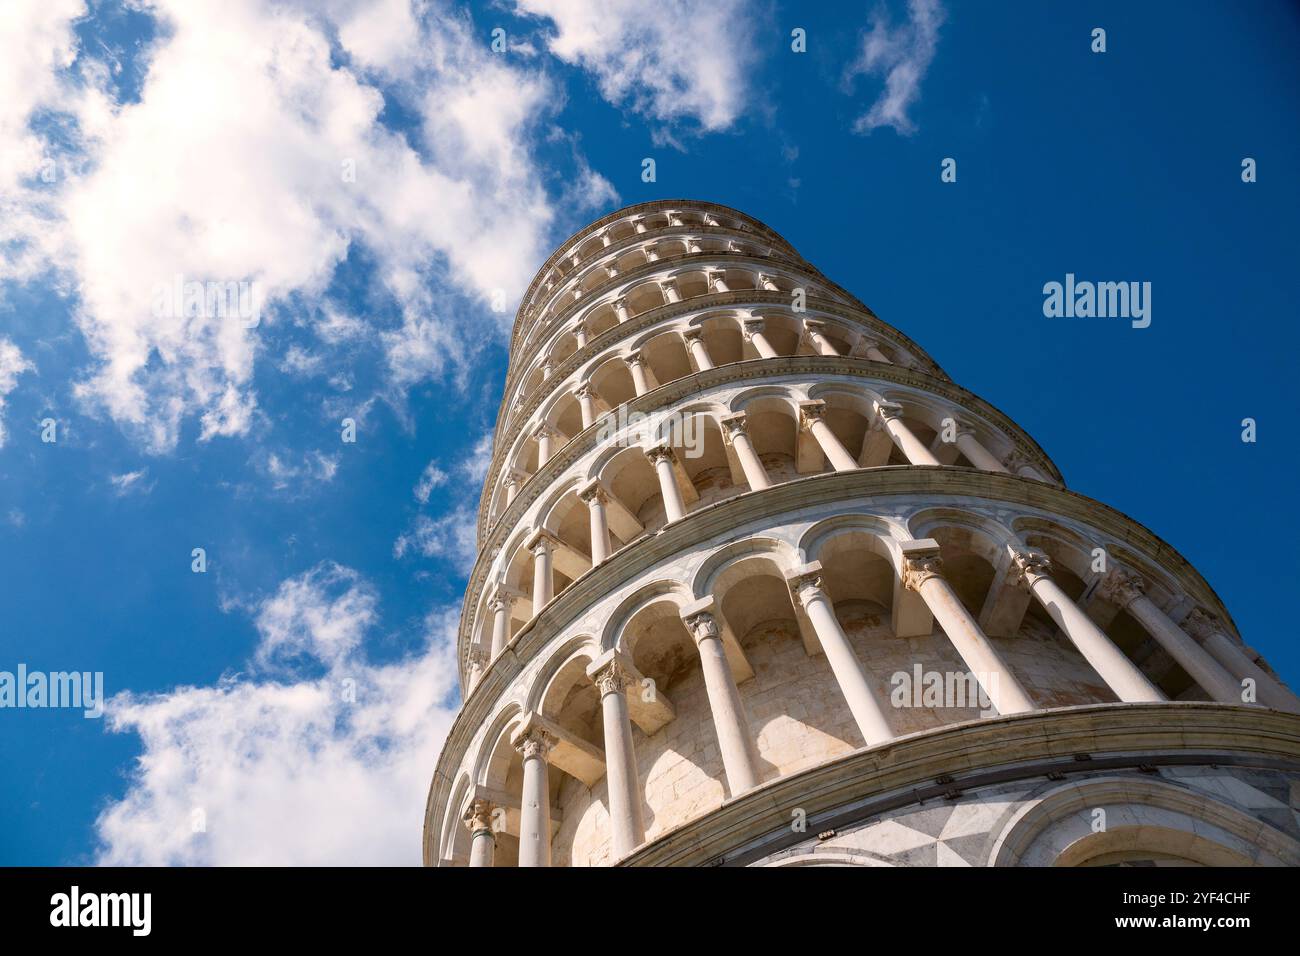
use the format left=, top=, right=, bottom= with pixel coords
left=424, top=200, right=1300, bottom=868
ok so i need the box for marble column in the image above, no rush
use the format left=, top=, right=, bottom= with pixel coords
left=1183, top=609, right=1300, bottom=712
left=800, top=401, right=857, bottom=472
left=645, top=444, right=686, bottom=522
left=875, top=401, right=941, bottom=466
left=683, top=329, right=714, bottom=370
left=758, top=273, right=780, bottom=292
left=1003, top=449, right=1049, bottom=482
left=859, top=339, right=892, bottom=363
left=682, top=609, right=759, bottom=795
left=721, top=414, right=770, bottom=489
left=804, top=320, right=840, bottom=356
left=528, top=531, right=557, bottom=611
left=573, top=320, right=588, bottom=349
left=743, top=318, right=778, bottom=359
left=514, top=727, right=555, bottom=867
left=954, top=422, right=1009, bottom=473
left=575, top=383, right=598, bottom=429
left=788, top=567, right=893, bottom=745
left=624, top=351, right=650, bottom=396
left=708, top=270, right=730, bottom=294
left=466, top=648, right=487, bottom=691
left=1012, top=551, right=1164, bottom=702
left=488, top=590, right=515, bottom=658
left=579, top=481, right=611, bottom=565
left=463, top=798, right=496, bottom=868
left=659, top=278, right=682, bottom=304
left=900, top=544, right=1034, bottom=714
left=533, top=424, right=557, bottom=467
left=613, top=297, right=631, bottom=323
left=587, top=656, right=646, bottom=857
left=1099, top=573, right=1259, bottom=705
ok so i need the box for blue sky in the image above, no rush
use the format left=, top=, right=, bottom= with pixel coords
left=1, top=0, right=1297, bottom=865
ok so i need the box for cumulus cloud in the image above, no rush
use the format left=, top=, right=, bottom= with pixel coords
left=109, top=469, right=155, bottom=496
left=515, top=0, right=759, bottom=135
left=96, top=562, right=461, bottom=866
left=845, top=0, right=946, bottom=135
left=393, top=508, right=478, bottom=568
left=0, top=337, right=35, bottom=447
left=2, top=0, right=570, bottom=452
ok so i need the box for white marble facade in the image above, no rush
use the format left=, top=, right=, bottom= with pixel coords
left=423, top=200, right=1300, bottom=867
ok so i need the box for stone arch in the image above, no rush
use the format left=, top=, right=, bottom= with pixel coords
left=989, top=776, right=1300, bottom=867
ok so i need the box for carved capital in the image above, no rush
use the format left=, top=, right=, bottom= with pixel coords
left=590, top=659, right=633, bottom=698
left=1003, top=449, right=1032, bottom=473
left=1182, top=607, right=1223, bottom=643
left=573, top=381, right=597, bottom=400
left=875, top=400, right=905, bottom=422
left=1010, top=549, right=1053, bottom=586
left=682, top=328, right=704, bottom=344
left=742, top=317, right=766, bottom=338
left=902, top=552, right=944, bottom=591
left=623, top=350, right=645, bottom=369
left=526, top=529, right=559, bottom=558
left=787, top=570, right=826, bottom=606
left=514, top=729, right=556, bottom=761
left=532, top=422, right=558, bottom=441
left=1099, top=570, right=1146, bottom=608
left=683, top=611, right=719, bottom=644
left=644, top=443, right=677, bottom=467
left=578, top=481, right=608, bottom=506
left=462, top=798, right=496, bottom=834
left=798, top=400, right=827, bottom=431
left=720, top=413, right=748, bottom=439
left=613, top=296, right=630, bottom=312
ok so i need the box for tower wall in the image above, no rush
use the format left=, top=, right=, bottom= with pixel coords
left=425, top=200, right=1300, bottom=868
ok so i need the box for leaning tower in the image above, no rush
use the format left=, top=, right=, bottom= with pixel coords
left=424, top=200, right=1300, bottom=868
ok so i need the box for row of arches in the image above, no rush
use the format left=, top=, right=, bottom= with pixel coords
left=522, top=206, right=778, bottom=329
left=505, top=261, right=848, bottom=423
left=445, top=508, right=1290, bottom=865
left=520, top=233, right=796, bottom=355
left=487, top=371, right=1046, bottom=539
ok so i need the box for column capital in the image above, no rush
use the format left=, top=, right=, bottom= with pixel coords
left=1003, top=448, right=1033, bottom=473
left=462, top=797, right=497, bottom=834
left=798, top=399, right=827, bottom=430
left=532, top=422, right=558, bottom=441
left=1098, top=570, right=1146, bottom=608
left=900, top=540, right=945, bottom=591
left=644, top=443, right=677, bottom=467
left=487, top=584, right=521, bottom=611
left=613, top=296, right=629, bottom=311
left=623, top=349, right=646, bottom=369
left=1182, top=607, right=1225, bottom=644
left=604, top=264, right=619, bottom=279
left=757, top=272, right=777, bottom=287
left=571, top=316, right=589, bottom=335
left=802, top=318, right=827, bottom=332
left=577, top=479, right=609, bottom=505
left=682, top=327, right=705, bottom=343
left=682, top=610, right=719, bottom=645
left=589, top=658, right=634, bottom=698
left=720, top=412, right=748, bottom=437
left=707, top=269, right=727, bottom=285
left=657, top=277, right=678, bottom=294
left=875, top=399, right=905, bottom=422
left=573, top=381, right=597, bottom=400
left=513, top=727, right=556, bottom=762
left=525, top=528, right=561, bottom=557
left=1010, top=548, right=1053, bottom=586
left=466, top=646, right=488, bottom=671
left=742, top=317, right=766, bottom=337
left=785, top=561, right=827, bottom=607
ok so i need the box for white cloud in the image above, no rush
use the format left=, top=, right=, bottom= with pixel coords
left=845, top=0, right=946, bottom=135
left=255, top=449, right=340, bottom=492
left=109, top=469, right=155, bottom=496
left=515, top=0, right=759, bottom=134
left=413, top=461, right=448, bottom=504
left=96, top=563, right=461, bottom=866
left=0, top=336, right=35, bottom=447
left=393, top=508, right=477, bottom=569
left=3, top=0, right=569, bottom=452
